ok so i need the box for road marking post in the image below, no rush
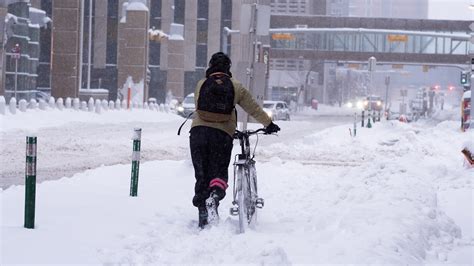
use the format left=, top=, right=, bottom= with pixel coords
left=130, top=128, right=142, bottom=197
left=24, top=136, right=37, bottom=229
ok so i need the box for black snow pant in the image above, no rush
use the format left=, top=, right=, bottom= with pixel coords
left=190, top=126, right=234, bottom=208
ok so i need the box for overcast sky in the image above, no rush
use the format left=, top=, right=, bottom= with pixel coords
left=428, top=0, right=473, bottom=20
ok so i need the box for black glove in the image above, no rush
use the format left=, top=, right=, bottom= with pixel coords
left=265, top=122, right=280, bottom=134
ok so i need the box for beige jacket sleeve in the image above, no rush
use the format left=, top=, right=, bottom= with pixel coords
left=235, top=82, right=272, bottom=127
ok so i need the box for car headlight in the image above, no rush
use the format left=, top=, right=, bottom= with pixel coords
left=356, top=101, right=363, bottom=109
left=346, top=102, right=353, bottom=108
left=376, top=101, right=382, bottom=106
left=177, top=106, right=184, bottom=112
left=266, top=111, right=273, bottom=117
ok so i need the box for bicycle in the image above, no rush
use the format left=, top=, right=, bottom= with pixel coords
left=229, top=128, right=269, bottom=233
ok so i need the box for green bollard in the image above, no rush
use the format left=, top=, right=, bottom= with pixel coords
left=24, top=136, right=37, bottom=229
left=130, top=128, right=142, bottom=197
left=367, top=112, right=372, bottom=128
left=361, top=110, right=365, bottom=127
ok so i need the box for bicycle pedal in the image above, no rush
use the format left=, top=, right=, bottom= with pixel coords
left=255, top=198, right=264, bottom=208
left=229, top=206, right=239, bottom=216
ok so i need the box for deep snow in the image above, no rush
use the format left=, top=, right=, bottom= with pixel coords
left=1, top=106, right=473, bottom=264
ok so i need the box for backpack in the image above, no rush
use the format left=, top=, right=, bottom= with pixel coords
left=196, top=73, right=235, bottom=122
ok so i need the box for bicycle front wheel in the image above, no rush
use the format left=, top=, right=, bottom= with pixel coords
left=236, top=165, right=247, bottom=234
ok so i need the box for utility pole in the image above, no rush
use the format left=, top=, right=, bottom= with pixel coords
left=240, top=3, right=270, bottom=130
left=242, top=4, right=258, bottom=130
left=384, top=75, right=390, bottom=112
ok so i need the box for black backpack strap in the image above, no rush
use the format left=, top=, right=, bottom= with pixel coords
left=177, top=112, right=194, bottom=135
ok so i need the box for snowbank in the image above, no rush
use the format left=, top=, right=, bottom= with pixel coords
left=0, top=108, right=180, bottom=133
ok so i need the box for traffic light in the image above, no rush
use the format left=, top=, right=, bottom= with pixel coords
left=460, top=71, right=468, bottom=85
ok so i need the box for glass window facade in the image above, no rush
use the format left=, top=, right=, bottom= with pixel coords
left=107, top=0, right=118, bottom=65
left=174, top=0, right=185, bottom=24
left=149, top=0, right=162, bottom=66
left=196, top=0, right=209, bottom=68
left=221, top=0, right=232, bottom=55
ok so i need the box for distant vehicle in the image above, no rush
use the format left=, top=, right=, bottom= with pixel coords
left=176, top=93, right=195, bottom=118
left=363, top=95, right=383, bottom=111
left=346, top=97, right=366, bottom=109
left=263, top=100, right=290, bottom=121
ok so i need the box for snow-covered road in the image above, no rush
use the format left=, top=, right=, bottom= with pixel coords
left=1, top=106, right=473, bottom=264
left=0, top=108, right=353, bottom=189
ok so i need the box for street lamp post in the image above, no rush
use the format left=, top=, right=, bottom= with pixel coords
left=12, top=44, right=21, bottom=99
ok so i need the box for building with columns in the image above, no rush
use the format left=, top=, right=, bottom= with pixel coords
left=27, top=0, right=261, bottom=103
left=2, top=0, right=273, bottom=103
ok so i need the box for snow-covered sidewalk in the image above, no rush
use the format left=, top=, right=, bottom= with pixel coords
left=1, top=119, right=472, bottom=264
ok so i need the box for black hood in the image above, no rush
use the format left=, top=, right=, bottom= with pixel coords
left=206, top=52, right=232, bottom=78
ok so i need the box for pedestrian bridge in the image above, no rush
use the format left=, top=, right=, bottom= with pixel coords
left=268, top=16, right=471, bottom=65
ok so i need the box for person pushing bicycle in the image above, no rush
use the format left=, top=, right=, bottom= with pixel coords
left=189, top=52, right=280, bottom=228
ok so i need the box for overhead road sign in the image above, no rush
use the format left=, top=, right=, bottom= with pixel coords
left=272, top=33, right=295, bottom=40
left=388, top=34, right=408, bottom=42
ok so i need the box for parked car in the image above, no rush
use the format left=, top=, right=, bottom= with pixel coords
left=263, top=100, right=290, bottom=121
left=5, top=90, right=50, bottom=103
left=176, top=93, right=195, bottom=118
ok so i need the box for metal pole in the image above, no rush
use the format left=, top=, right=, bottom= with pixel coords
left=87, top=0, right=92, bottom=90
left=14, top=56, right=18, bottom=99
left=24, top=136, right=37, bottom=229
left=361, top=110, right=365, bottom=127
left=78, top=0, right=85, bottom=91
left=222, top=28, right=228, bottom=54
left=353, top=112, right=357, bottom=137
left=130, top=128, right=142, bottom=197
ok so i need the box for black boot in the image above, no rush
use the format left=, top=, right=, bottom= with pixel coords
left=206, top=191, right=220, bottom=225
left=198, top=206, right=208, bottom=229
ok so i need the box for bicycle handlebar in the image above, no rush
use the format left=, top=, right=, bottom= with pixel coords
left=233, top=128, right=268, bottom=139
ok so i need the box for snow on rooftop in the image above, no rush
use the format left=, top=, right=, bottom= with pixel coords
left=168, top=34, right=184, bottom=41
left=126, top=2, right=149, bottom=12
left=29, top=7, right=46, bottom=15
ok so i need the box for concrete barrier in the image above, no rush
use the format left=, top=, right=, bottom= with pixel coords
left=19, top=99, right=27, bottom=112
left=101, top=99, right=108, bottom=111
left=65, top=98, right=72, bottom=109
left=73, top=98, right=80, bottom=110
left=9, top=97, right=17, bottom=114
left=29, top=99, right=38, bottom=110
left=48, top=97, right=55, bottom=109
left=88, top=98, right=94, bottom=112
left=95, top=99, right=102, bottom=114
left=80, top=101, right=88, bottom=111
left=38, top=99, right=47, bottom=110
left=115, top=99, right=121, bottom=110
left=0, top=96, right=6, bottom=115
left=56, top=98, right=64, bottom=110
